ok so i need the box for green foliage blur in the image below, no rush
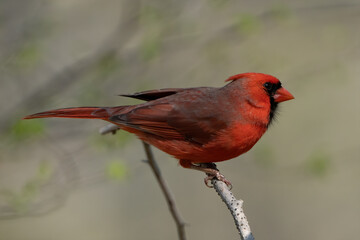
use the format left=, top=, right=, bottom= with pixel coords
left=0, top=162, right=52, bottom=213
left=9, top=120, right=45, bottom=141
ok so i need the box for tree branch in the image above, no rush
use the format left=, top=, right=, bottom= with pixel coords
left=101, top=124, right=187, bottom=239
left=211, top=179, right=255, bottom=240
left=99, top=123, right=119, bottom=135
left=142, top=141, right=187, bottom=240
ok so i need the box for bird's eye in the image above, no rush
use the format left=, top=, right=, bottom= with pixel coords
left=263, top=82, right=274, bottom=92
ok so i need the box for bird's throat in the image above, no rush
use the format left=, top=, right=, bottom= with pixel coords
left=268, top=97, right=278, bottom=127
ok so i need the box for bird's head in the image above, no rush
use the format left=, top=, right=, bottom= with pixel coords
left=225, top=72, right=294, bottom=103
left=225, top=72, right=294, bottom=126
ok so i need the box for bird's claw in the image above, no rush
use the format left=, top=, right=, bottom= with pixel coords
left=204, top=172, right=232, bottom=190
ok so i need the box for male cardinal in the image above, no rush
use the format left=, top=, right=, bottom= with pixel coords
left=24, top=73, right=294, bottom=187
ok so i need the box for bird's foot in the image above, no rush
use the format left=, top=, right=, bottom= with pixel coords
left=204, top=172, right=232, bottom=190
left=198, top=163, right=232, bottom=189
left=179, top=160, right=233, bottom=189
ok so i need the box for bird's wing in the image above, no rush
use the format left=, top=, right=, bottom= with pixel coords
left=119, top=88, right=191, bottom=101
left=109, top=103, right=185, bottom=140
left=109, top=99, right=227, bottom=145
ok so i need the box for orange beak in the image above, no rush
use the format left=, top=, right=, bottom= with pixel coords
left=273, top=87, right=294, bottom=103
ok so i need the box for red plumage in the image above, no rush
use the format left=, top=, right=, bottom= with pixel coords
left=24, top=73, right=294, bottom=186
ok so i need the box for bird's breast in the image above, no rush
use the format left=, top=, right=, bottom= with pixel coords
left=199, top=122, right=267, bottom=162
left=141, top=122, right=267, bottom=164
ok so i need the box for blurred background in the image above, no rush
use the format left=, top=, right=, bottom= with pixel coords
left=0, top=0, right=359, bottom=239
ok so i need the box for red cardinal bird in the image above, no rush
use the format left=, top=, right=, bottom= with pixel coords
left=24, top=73, right=294, bottom=187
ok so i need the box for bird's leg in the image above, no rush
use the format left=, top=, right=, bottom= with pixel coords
left=179, top=160, right=232, bottom=189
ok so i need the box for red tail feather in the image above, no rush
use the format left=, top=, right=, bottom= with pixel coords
left=23, top=107, right=114, bottom=120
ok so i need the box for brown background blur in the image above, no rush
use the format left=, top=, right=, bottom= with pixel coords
left=0, top=0, right=359, bottom=239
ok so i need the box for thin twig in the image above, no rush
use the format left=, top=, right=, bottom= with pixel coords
left=142, top=142, right=187, bottom=240
left=101, top=124, right=187, bottom=239
left=99, top=123, right=119, bottom=135
left=211, top=179, right=255, bottom=240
